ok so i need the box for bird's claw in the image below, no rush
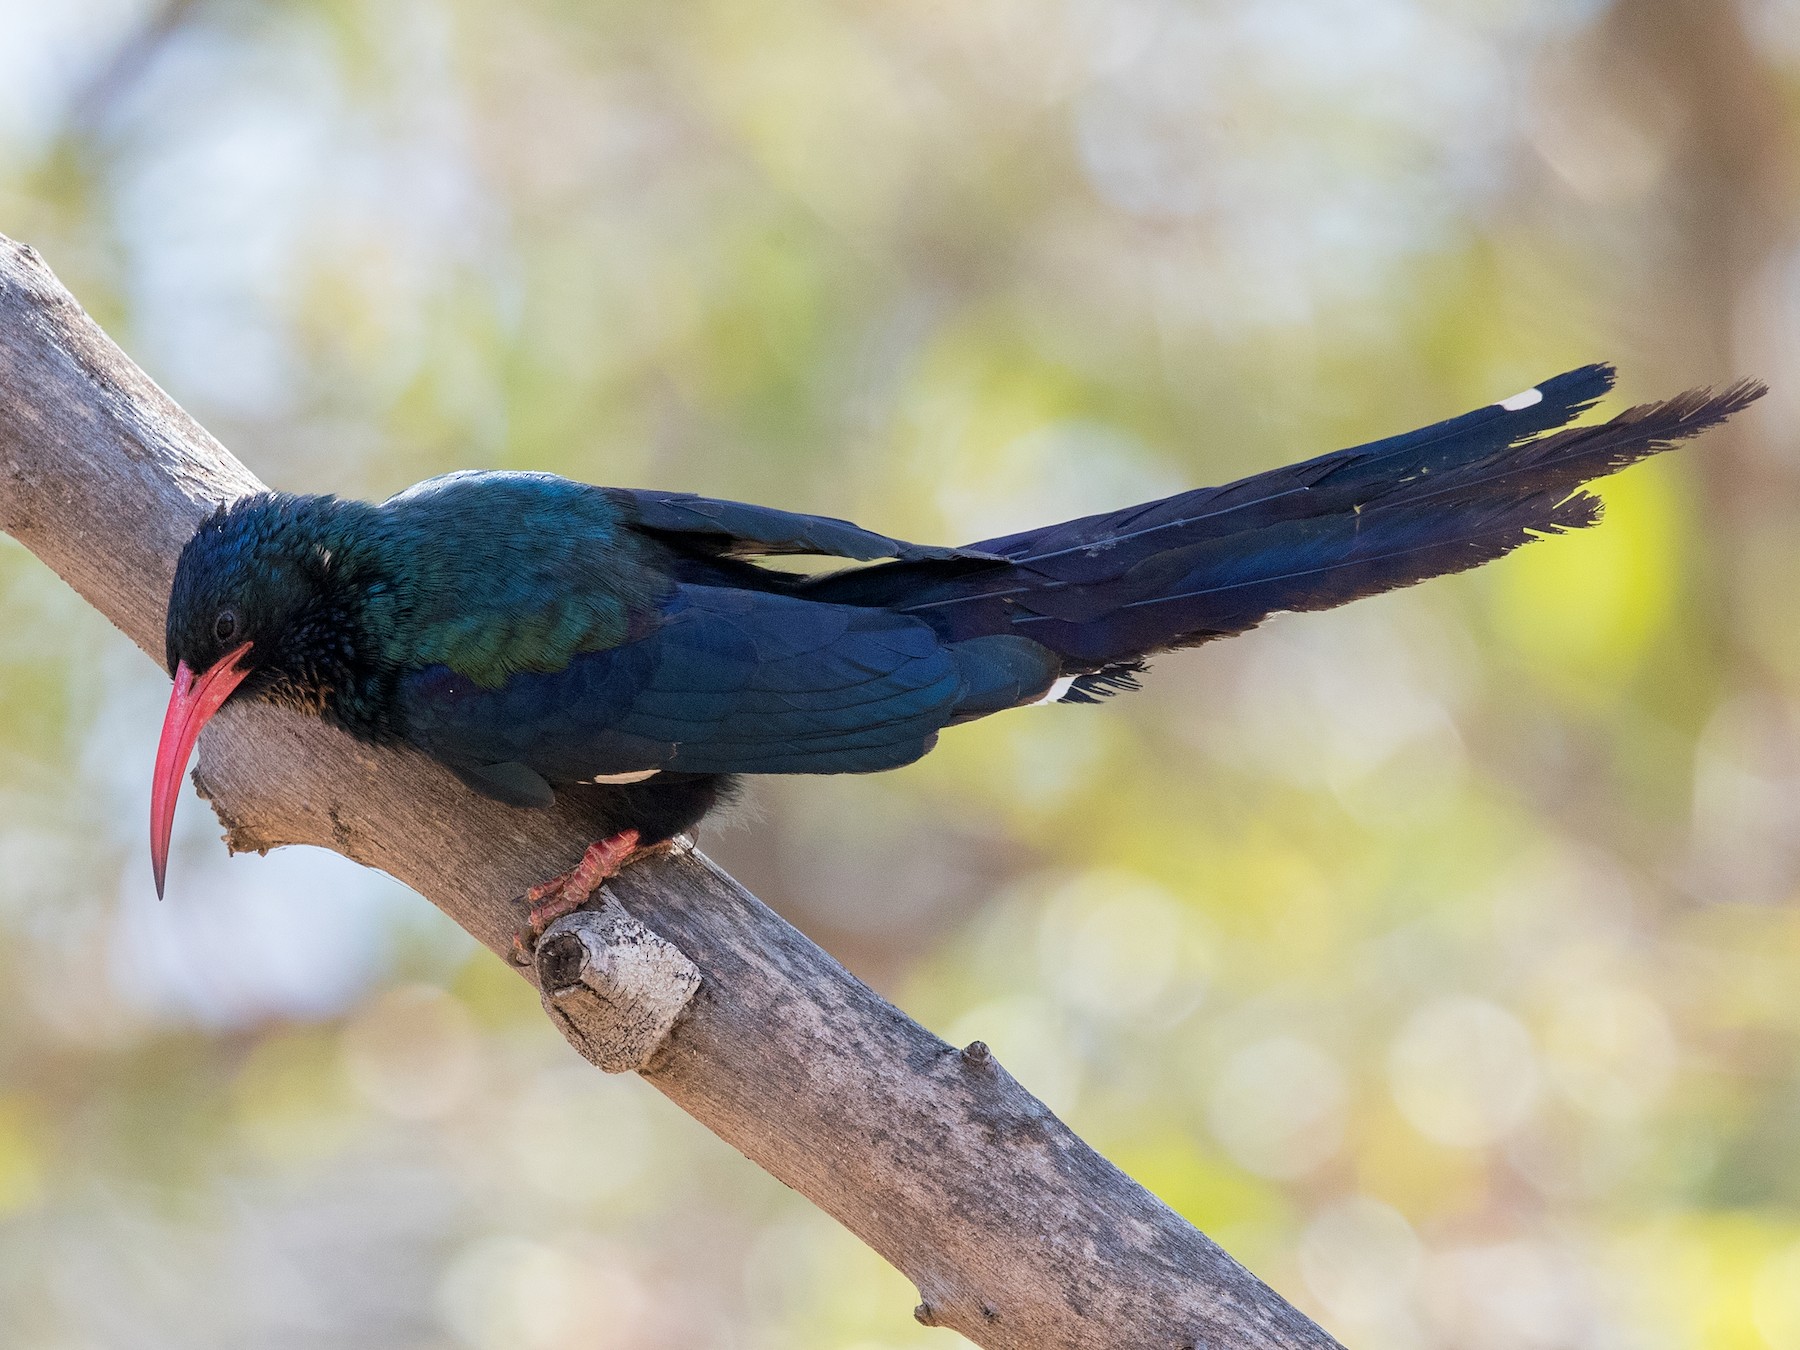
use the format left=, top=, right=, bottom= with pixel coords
left=509, top=829, right=644, bottom=964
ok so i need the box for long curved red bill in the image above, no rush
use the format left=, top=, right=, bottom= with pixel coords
left=151, top=643, right=252, bottom=899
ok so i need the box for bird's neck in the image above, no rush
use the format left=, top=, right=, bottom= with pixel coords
left=263, top=498, right=410, bottom=745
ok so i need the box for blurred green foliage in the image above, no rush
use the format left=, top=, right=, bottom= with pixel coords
left=3, top=0, right=1800, bottom=1346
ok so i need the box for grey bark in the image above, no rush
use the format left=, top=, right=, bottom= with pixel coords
left=536, top=898, right=704, bottom=1073
left=0, top=232, right=1343, bottom=1350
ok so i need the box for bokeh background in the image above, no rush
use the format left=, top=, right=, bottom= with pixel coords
left=1, top=0, right=1798, bottom=1346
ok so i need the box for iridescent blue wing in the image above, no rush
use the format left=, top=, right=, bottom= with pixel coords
left=395, top=583, right=1054, bottom=805
left=608, top=487, right=999, bottom=563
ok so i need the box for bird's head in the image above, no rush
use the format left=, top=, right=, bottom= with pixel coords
left=153, top=494, right=364, bottom=896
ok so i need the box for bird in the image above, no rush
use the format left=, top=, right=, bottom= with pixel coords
left=153, top=363, right=1763, bottom=951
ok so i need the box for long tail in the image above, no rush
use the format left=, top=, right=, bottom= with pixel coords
left=809, top=364, right=1764, bottom=692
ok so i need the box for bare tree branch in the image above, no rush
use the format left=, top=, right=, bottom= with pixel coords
left=0, top=233, right=1342, bottom=1350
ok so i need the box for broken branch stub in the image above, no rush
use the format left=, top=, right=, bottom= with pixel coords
left=535, top=899, right=703, bottom=1073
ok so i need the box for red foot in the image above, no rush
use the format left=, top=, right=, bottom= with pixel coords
left=511, top=829, right=641, bottom=963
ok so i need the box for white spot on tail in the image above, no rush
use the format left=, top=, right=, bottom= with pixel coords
left=591, top=769, right=660, bottom=784
left=1031, top=675, right=1077, bottom=707
left=1499, top=386, right=1543, bottom=412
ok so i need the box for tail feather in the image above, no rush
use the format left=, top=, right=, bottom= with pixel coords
left=804, top=368, right=1764, bottom=680
left=969, top=362, right=1620, bottom=577
left=1026, top=375, right=1764, bottom=663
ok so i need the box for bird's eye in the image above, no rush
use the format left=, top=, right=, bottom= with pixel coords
left=214, top=609, right=239, bottom=644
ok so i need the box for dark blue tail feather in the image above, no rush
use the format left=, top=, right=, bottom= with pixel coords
left=806, top=367, right=1764, bottom=685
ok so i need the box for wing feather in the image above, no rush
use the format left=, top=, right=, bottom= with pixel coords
left=397, top=584, right=994, bottom=784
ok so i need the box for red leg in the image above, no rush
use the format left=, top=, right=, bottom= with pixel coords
left=512, top=829, right=641, bottom=962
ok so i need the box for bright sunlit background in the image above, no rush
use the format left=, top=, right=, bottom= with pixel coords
left=3, top=0, right=1799, bottom=1346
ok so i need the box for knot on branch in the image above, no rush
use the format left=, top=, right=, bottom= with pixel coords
left=535, top=898, right=701, bottom=1073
